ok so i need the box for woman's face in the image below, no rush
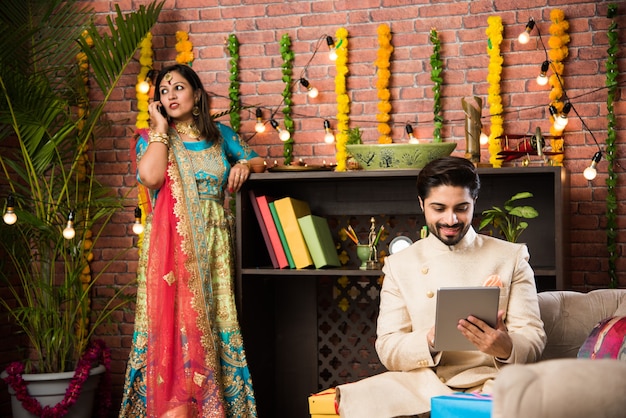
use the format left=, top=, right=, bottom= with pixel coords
left=157, top=70, right=198, bottom=122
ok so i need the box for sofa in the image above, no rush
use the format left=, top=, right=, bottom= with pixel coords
left=491, top=289, right=626, bottom=418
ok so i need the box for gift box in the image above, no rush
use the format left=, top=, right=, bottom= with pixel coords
left=308, top=388, right=339, bottom=417
left=431, top=393, right=492, bottom=418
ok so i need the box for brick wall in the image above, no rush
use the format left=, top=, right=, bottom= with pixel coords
left=1, top=0, right=624, bottom=415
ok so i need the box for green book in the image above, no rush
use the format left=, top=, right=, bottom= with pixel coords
left=269, top=201, right=295, bottom=268
left=297, top=214, right=341, bottom=269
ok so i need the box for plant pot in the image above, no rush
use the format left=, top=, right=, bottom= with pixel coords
left=1, top=364, right=105, bottom=418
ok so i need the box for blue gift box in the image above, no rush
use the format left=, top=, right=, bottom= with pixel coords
left=431, top=393, right=492, bottom=418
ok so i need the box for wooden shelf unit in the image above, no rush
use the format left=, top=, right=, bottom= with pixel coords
left=235, top=166, right=569, bottom=417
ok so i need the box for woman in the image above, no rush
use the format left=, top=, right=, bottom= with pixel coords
left=120, top=64, right=262, bottom=417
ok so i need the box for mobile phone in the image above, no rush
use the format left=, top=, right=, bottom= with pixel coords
left=158, top=104, right=167, bottom=118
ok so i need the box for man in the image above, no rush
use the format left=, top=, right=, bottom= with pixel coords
left=336, top=156, right=546, bottom=417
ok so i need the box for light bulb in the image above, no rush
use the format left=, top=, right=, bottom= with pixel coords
left=480, top=132, right=490, bottom=145
left=536, top=61, right=550, bottom=86
left=554, top=115, right=568, bottom=130
left=583, top=166, right=597, bottom=181
left=308, top=87, right=319, bottom=98
left=518, top=31, right=530, bottom=44
left=583, top=151, right=602, bottom=180
left=326, top=36, right=338, bottom=61
left=270, top=119, right=290, bottom=141
left=132, top=206, right=144, bottom=235
left=518, top=18, right=535, bottom=44
left=536, top=74, right=548, bottom=86
left=137, top=80, right=150, bottom=94
left=405, top=124, right=419, bottom=144
left=279, top=129, right=291, bottom=142
left=3, top=209, right=17, bottom=225
left=254, top=108, right=266, bottom=133
left=3, top=195, right=17, bottom=225
left=323, top=120, right=334, bottom=144
left=63, top=210, right=76, bottom=240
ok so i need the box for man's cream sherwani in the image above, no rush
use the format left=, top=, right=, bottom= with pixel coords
left=337, top=227, right=547, bottom=417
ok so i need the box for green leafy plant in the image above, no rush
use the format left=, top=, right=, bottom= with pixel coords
left=0, top=0, right=163, bottom=373
left=227, top=33, right=241, bottom=132
left=479, top=192, right=539, bottom=243
left=429, top=29, right=443, bottom=143
left=605, top=3, right=618, bottom=288
left=345, top=126, right=363, bottom=145
left=280, top=33, right=295, bottom=165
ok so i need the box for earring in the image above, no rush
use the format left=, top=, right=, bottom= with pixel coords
left=192, top=104, right=200, bottom=117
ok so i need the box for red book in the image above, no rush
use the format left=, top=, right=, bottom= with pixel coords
left=250, top=191, right=289, bottom=269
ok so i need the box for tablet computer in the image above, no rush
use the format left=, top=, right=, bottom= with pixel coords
left=433, top=286, right=500, bottom=351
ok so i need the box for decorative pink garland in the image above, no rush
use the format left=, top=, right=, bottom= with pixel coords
left=2, top=340, right=111, bottom=418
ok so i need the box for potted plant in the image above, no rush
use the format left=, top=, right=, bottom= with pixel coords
left=478, top=191, right=539, bottom=243
left=0, top=0, right=163, bottom=416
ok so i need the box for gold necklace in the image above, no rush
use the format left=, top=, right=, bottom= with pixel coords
left=175, top=122, right=201, bottom=139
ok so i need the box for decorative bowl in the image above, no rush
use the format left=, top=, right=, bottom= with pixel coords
left=346, top=142, right=457, bottom=170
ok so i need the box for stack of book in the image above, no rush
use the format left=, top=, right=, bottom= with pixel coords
left=249, top=190, right=341, bottom=269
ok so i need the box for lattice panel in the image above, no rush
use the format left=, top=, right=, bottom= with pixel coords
left=317, top=275, right=386, bottom=389
left=316, top=214, right=425, bottom=389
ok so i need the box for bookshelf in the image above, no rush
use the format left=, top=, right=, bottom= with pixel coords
left=235, top=166, right=569, bottom=417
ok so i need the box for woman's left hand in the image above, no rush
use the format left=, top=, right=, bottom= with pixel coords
left=228, top=162, right=250, bottom=193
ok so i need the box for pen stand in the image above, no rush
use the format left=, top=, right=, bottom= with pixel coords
left=356, top=245, right=371, bottom=270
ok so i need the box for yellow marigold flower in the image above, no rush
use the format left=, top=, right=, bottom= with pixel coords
left=550, top=9, right=566, bottom=24
left=378, top=89, right=391, bottom=101
left=376, top=113, right=390, bottom=122
left=176, top=31, right=189, bottom=42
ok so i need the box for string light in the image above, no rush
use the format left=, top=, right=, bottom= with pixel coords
left=299, top=78, right=319, bottom=98
left=270, top=119, right=290, bottom=141
left=132, top=206, right=144, bottom=235
left=536, top=60, right=550, bottom=86
left=3, top=194, right=17, bottom=225
left=254, top=108, right=266, bottom=133
left=405, top=124, right=419, bottom=144
left=480, top=132, right=490, bottom=145
left=323, top=119, right=335, bottom=144
left=518, top=17, right=535, bottom=44
left=583, top=151, right=602, bottom=180
left=326, top=36, right=338, bottom=61
left=62, top=210, right=76, bottom=240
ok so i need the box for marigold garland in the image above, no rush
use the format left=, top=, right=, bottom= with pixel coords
left=334, top=27, right=350, bottom=171
left=175, top=31, right=194, bottom=66
left=375, top=24, right=393, bottom=144
left=485, top=16, right=504, bottom=167
left=429, top=29, right=443, bottom=143
left=2, top=340, right=111, bottom=418
left=606, top=3, right=618, bottom=288
left=279, top=33, right=295, bottom=165
left=227, top=34, right=241, bottom=133
left=135, top=32, right=153, bottom=130
left=547, top=9, right=569, bottom=165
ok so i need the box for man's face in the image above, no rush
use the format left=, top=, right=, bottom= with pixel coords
left=419, top=185, right=475, bottom=246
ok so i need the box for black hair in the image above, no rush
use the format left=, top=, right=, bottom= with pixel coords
left=153, top=64, right=220, bottom=142
left=417, top=156, right=480, bottom=201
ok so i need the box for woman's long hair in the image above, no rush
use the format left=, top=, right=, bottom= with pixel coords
left=153, top=64, right=221, bottom=142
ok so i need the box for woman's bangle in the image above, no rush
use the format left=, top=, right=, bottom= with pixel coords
left=148, top=130, right=169, bottom=148
left=236, top=159, right=250, bottom=168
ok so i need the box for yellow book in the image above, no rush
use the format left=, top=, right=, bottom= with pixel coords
left=308, top=388, right=338, bottom=415
left=273, top=197, right=313, bottom=269
left=310, top=415, right=340, bottom=418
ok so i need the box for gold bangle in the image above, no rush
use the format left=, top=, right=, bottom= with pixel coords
left=148, top=131, right=169, bottom=148
left=236, top=159, right=250, bottom=168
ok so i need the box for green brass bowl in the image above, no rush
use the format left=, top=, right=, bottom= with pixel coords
left=346, top=142, right=457, bottom=170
